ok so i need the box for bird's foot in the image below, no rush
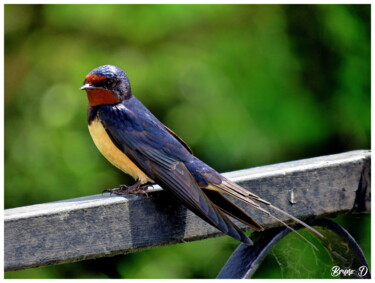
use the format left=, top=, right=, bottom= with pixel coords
left=103, top=181, right=152, bottom=197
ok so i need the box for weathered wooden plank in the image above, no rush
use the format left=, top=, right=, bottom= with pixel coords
left=4, top=150, right=370, bottom=272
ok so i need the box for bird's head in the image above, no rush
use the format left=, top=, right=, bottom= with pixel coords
left=81, top=65, right=132, bottom=106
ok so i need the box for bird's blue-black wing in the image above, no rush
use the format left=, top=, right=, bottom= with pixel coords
left=97, top=99, right=252, bottom=244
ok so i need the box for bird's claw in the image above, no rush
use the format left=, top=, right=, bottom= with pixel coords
left=103, top=183, right=150, bottom=197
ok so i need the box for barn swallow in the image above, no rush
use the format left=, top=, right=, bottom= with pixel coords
left=81, top=65, right=322, bottom=245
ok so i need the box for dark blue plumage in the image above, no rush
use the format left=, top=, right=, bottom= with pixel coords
left=88, top=65, right=128, bottom=80
left=90, top=96, right=253, bottom=244
left=81, top=65, right=323, bottom=246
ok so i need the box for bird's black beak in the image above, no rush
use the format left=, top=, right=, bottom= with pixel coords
left=80, top=83, right=98, bottom=90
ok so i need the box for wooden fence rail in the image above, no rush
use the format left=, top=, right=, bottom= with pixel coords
left=4, top=150, right=370, bottom=272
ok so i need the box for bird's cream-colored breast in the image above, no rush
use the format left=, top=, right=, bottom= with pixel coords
left=88, top=116, right=153, bottom=184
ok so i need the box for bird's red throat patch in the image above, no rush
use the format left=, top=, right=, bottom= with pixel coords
left=84, top=74, right=120, bottom=106
left=86, top=88, right=120, bottom=106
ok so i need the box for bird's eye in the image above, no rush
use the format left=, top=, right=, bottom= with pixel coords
left=103, top=79, right=116, bottom=88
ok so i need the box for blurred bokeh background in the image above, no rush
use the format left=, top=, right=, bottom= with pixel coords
left=5, top=4, right=370, bottom=279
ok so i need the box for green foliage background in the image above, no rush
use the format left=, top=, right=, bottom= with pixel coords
left=5, top=4, right=370, bottom=279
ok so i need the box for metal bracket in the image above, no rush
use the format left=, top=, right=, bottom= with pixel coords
left=217, top=218, right=370, bottom=279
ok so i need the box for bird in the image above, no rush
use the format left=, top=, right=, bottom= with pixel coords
left=80, top=64, right=322, bottom=246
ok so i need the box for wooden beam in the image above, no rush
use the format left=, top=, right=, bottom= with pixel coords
left=4, top=150, right=370, bottom=272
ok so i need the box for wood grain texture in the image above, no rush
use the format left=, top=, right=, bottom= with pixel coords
left=4, top=150, right=370, bottom=271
